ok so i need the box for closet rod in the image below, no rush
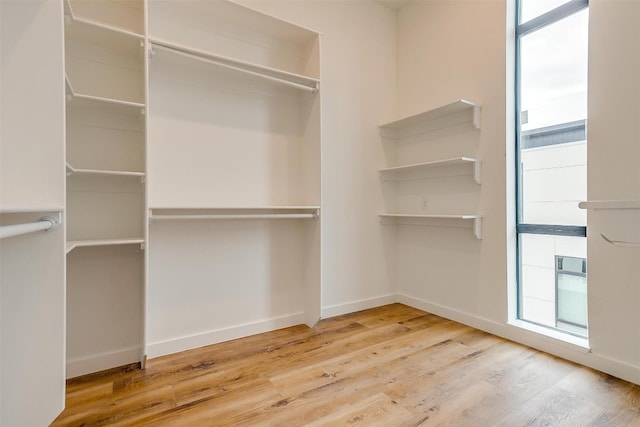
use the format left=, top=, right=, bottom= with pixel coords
left=0, top=217, right=59, bottom=240
left=150, top=42, right=318, bottom=93
left=150, top=213, right=317, bottom=221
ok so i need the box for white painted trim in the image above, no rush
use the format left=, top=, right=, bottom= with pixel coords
left=398, top=294, right=640, bottom=385
left=66, top=346, right=142, bottom=379
left=321, top=294, right=398, bottom=319
left=146, top=312, right=305, bottom=359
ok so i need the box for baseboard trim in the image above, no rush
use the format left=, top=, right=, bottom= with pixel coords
left=321, top=294, right=398, bottom=319
left=146, top=312, right=305, bottom=359
left=66, top=346, right=142, bottom=379
left=398, top=293, right=640, bottom=385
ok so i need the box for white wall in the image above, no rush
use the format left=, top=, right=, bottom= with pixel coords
left=394, top=0, right=640, bottom=384
left=238, top=0, right=399, bottom=316
left=395, top=0, right=509, bottom=323
left=585, top=0, right=640, bottom=380
left=0, top=0, right=66, bottom=424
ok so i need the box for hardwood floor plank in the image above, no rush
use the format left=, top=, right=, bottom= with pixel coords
left=306, top=392, right=416, bottom=426
left=51, top=304, right=640, bottom=426
left=268, top=322, right=472, bottom=397
left=495, top=386, right=605, bottom=426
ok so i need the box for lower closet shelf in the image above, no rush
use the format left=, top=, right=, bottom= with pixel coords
left=379, top=213, right=482, bottom=239
left=66, top=237, right=145, bottom=253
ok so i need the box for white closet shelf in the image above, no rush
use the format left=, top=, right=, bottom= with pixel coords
left=64, top=0, right=144, bottom=42
left=379, top=213, right=482, bottom=239
left=578, top=200, right=640, bottom=210
left=379, top=157, right=481, bottom=184
left=66, top=238, right=145, bottom=254
left=1, top=206, right=64, bottom=214
left=149, top=38, right=319, bottom=93
left=149, top=206, right=320, bottom=221
left=380, top=100, right=481, bottom=130
left=66, top=163, right=145, bottom=179
left=65, top=75, right=145, bottom=116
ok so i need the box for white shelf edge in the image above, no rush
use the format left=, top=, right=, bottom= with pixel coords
left=64, top=0, right=144, bottom=40
left=0, top=207, right=64, bottom=214
left=379, top=99, right=481, bottom=130
left=149, top=213, right=318, bottom=221
left=148, top=37, right=319, bottom=93
left=578, top=200, right=640, bottom=210
left=66, top=238, right=145, bottom=254
left=378, top=157, right=481, bottom=184
left=66, top=162, right=145, bottom=178
left=379, top=213, right=482, bottom=239
left=65, top=74, right=145, bottom=114
left=149, top=206, right=321, bottom=211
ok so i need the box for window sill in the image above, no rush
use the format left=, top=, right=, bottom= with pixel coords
left=508, top=319, right=590, bottom=350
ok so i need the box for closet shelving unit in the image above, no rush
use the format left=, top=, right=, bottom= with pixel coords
left=64, top=0, right=146, bottom=377
left=146, top=0, right=322, bottom=357
left=378, top=100, right=483, bottom=239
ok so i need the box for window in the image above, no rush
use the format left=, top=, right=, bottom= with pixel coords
left=516, top=0, right=589, bottom=337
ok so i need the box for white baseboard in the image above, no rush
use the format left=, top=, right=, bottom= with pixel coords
left=321, top=294, right=398, bottom=319
left=398, top=293, right=640, bottom=385
left=66, top=346, right=142, bottom=379
left=146, top=312, right=305, bottom=359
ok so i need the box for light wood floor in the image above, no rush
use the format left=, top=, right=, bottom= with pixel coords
left=52, top=304, right=640, bottom=426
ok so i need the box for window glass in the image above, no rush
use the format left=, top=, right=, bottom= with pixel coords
left=520, top=0, right=572, bottom=23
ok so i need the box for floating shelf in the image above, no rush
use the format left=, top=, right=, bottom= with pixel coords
left=379, top=157, right=481, bottom=184
left=66, top=238, right=145, bottom=254
left=149, top=38, right=319, bottom=93
left=379, top=213, right=482, bottom=239
left=379, top=100, right=481, bottom=140
left=66, top=163, right=145, bottom=179
left=149, top=206, right=320, bottom=221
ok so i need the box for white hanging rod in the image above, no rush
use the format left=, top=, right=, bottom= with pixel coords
left=150, top=213, right=317, bottom=221
left=149, top=42, right=318, bottom=93
left=0, top=217, right=59, bottom=240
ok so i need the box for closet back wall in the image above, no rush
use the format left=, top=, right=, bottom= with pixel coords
left=239, top=0, right=398, bottom=317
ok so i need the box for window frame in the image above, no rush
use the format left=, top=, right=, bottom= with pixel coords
left=515, top=0, right=589, bottom=323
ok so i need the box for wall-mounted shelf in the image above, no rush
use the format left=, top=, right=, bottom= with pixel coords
left=64, top=0, right=143, bottom=37
left=378, top=157, right=481, bottom=184
left=0, top=207, right=64, bottom=214
left=149, top=38, right=319, bottom=93
left=65, top=8, right=144, bottom=55
left=379, top=99, right=481, bottom=139
left=149, top=206, right=320, bottom=221
left=379, top=213, right=482, bottom=239
left=66, top=238, right=145, bottom=254
left=66, top=163, right=145, bottom=179
left=65, top=76, right=145, bottom=116
left=578, top=200, right=640, bottom=210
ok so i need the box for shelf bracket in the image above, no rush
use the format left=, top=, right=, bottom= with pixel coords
left=472, top=106, right=481, bottom=130
left=473, top=217, right=482, bottom=239
left=473, top=160, right=482, bottom=184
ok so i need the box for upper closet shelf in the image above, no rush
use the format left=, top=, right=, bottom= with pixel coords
left=379, top=157, right=481, bottom=184
left=64, top=0, right=143, bottom=40
left=149, top=206, right=320, bottom=221
left=149, top=39, right=319, bottom=93
left=379, top=100, right=481, bottom=138
left=0, top=206, right=64, bottom=214
left=66, top=163, right=145, bottom=179
left=65, top=76, right=145, bottom=116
